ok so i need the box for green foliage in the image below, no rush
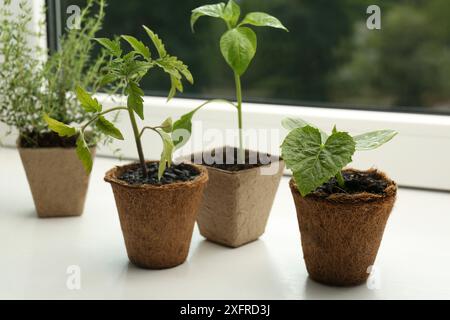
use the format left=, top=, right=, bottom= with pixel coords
left=220, top=27, right=257, bottom=76
left=96, top=116, right=124, bottom=140
left=239, top=12, right=288, bottom=31
left=43, top=114, right=77, bottom=138
left=281, top=118, right=397, bottom=196
left=76, top=132, right=93, bottom=173
left=76, top=86, right=102, bottom=113
left=126, top=81, right=145, bottom=119
left=0, top=0, right=112, bottom=147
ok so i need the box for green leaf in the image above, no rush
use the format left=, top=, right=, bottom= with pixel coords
left=160, top=117, right=173, bottom=133
left=143, top=25, right=167, bottom=58
left=126, top=81, right=145, bottom=119
left=76, top=133, right=93, bottom=173
left=155, top=55, right=193, bottom=100
left=99, top=73, right=118, bottom=86
left=281, top=117, right=329, bottom=143
left=96, top=116, right=124, bottom=140
left=220, top=27, right=257, bottom=76
left=75, top=86, right=102, bottom=113
left=353, top=130, right=398, bottom=151
left=172, top=105, right=202, bottom=150
left=43, top=114, right=77, bottom=137
left=191, top=3, right=226, bottom=31
left=157, top=130, right=175, bottom=180
left=94, top=38, right=122, bottom=57
left=223, top=0, right=240, bottom=27
left=281, top=126, right=355, bottom=196
left=121, top=35, right=151, bottom=60
left=240, top=12, right=288, bottom=31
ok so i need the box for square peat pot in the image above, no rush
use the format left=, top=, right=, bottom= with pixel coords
left=180, top=146, right=285, bottom=248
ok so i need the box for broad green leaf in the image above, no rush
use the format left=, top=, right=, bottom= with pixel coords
left=126, top=81, right=145, bottom=119
left=281, top=126, right=355, bottom=196
left=353, top=130, right=398, bottom=151
left=43, top=114, right=77, bottom=137
left=191, top=3, right=226, bottom=31
left=172, top=105, right=202, bottom=149
left=281, top=117, right=328, bottom=143
left=76, top=133, right=93, bottom=173
left=121, top=35, right=151, bottom=60
left=223, top=0, right=240, bottom=27
left=157, top=130, right=175, bottom=180
left=220, top=27, right=257, bottom=76
left=240, top=12, right=288, bottom=31
left=96, top=116, right=124, bottom=140
left=94, top=38, right=122, bottom=57
left=75, top=86, right=101, bottom=113
left=143, top=26, right=167, bottom=58
left=160, top=117, right=173, bottom=133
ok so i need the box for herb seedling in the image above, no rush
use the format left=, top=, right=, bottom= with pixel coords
left=281, top=118, right=398, bottom=196
left=44, top=26, right=193, bottom=179
left=173, top=0, right=288, bottom=160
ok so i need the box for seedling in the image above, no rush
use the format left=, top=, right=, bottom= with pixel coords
left=173, top=0, right=288, bottom=161
left=44, top=26, right=193, bottom=179
left=281, top=118, right=397, bottom=196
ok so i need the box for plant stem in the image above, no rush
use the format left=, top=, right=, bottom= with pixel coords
left=233, top=72, right=244, bottom=163
left=81, top=106, right=127, bottom=131
left=336, top=171, right=346, bottom=188
left=127, top=106, right=147, bottom=175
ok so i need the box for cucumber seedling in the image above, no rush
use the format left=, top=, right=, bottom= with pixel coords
left=44, top=26, right=193, bottom=180
left=281, top=118, right=398, bottom=196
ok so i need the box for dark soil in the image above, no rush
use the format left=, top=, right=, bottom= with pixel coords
left=192, top=147, right=277, bottom=172
left=118, top=162, right=200, bottom=185
left=315, top=171, right=388, bottom=196
left=19, top=131, right=81, bottom=148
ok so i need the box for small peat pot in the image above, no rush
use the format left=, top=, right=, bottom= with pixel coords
left=104, top=161, right=208, bottom=269
left=289, top=169, right=397, bottom=286
left=18, top=140, right=95, bottom=218
left=186, top=147, right=285, bottom=248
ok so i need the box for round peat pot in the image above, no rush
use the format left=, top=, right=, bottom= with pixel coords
left=289, top=169, right=397, bottom=286
left=104, top=162, right=208, bottom=269
left=18, top=146, right=96, bottom=218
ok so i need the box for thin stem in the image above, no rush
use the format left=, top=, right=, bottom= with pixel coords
left=233, top=72, right=244, bottom=162
left=81, top=106, right=127, bottom=131
left=336, top=171, right=346, bottom=189
left=127, top=106, right=147, bottom=175
left=139, top=125, right=170, bottom=138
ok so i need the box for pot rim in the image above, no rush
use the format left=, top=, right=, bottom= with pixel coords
left=104, top=161, right=209, bottom=190
left=179, top=145, right=284, bottom=175
left=290, top=168, right=397, bottom=204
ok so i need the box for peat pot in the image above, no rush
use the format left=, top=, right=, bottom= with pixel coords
left=18, top=144, right=96, bottom=218
left=289, top=169, right=397, bottom=286
left=104, top=162, right=208, bottom=269
left=186, top=147, right=285, bottom=248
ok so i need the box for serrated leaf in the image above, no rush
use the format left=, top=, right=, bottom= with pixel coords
left=126, top=81, right=145, bottom=119
left=143, top=25, right=167, bottom=58
left=121, top=35, right=151, bottom=60
left=191, top=3, right=226, bottom=31
left=76, top=86, right=101, bottom=113
left=99, top=73, right=117, bottom=86
left=223, top=0, right=240, bottom=27
left=281, top=126, right=355, bottom=196
left=353, top=130, right=398, bottom=151
left=76, top=133, right=93, bottom=173
left=43, top=114, right=77, bottom=137
left=160, top=117, right=173, bottom=133
left=240, top=12, right=288, bottom=31
left=94, top=38, right=122, bottom=57
left=96, top=116, right=124, bottom=140
left=220, top=27, right=257, bottom=76
left=157, top=130, right=174, bottom=180
left=282, top=117, right=329, bottom=143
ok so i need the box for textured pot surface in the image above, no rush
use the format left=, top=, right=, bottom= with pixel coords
left=290, top=169, right=397, bottom=286
left=186, top=148, right=285, bottom=248
left=105, top=162, right=208, bottom=269
left=18, top=146, right=95, bottom=218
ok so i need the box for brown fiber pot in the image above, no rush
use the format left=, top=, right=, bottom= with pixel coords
left=186, top=148, right=285, bottom=248
left=104, top=162, right=208, bottom=269
left=18, top=146, right=96, bottom=218
left=289, top=169, right=397, bottom=286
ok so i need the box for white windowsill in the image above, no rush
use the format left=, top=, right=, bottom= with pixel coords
left=1, top=147, right=450, bottom=299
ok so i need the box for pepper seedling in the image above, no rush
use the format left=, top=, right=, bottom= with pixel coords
left=44, top=26, right=193, bottom=180
left=172, top=0, right=288, bottom=160
left=281, top=117, right=398, bottom=196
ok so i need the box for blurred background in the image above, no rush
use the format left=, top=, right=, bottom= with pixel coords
left=51, top=0, right=450, bottom=114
